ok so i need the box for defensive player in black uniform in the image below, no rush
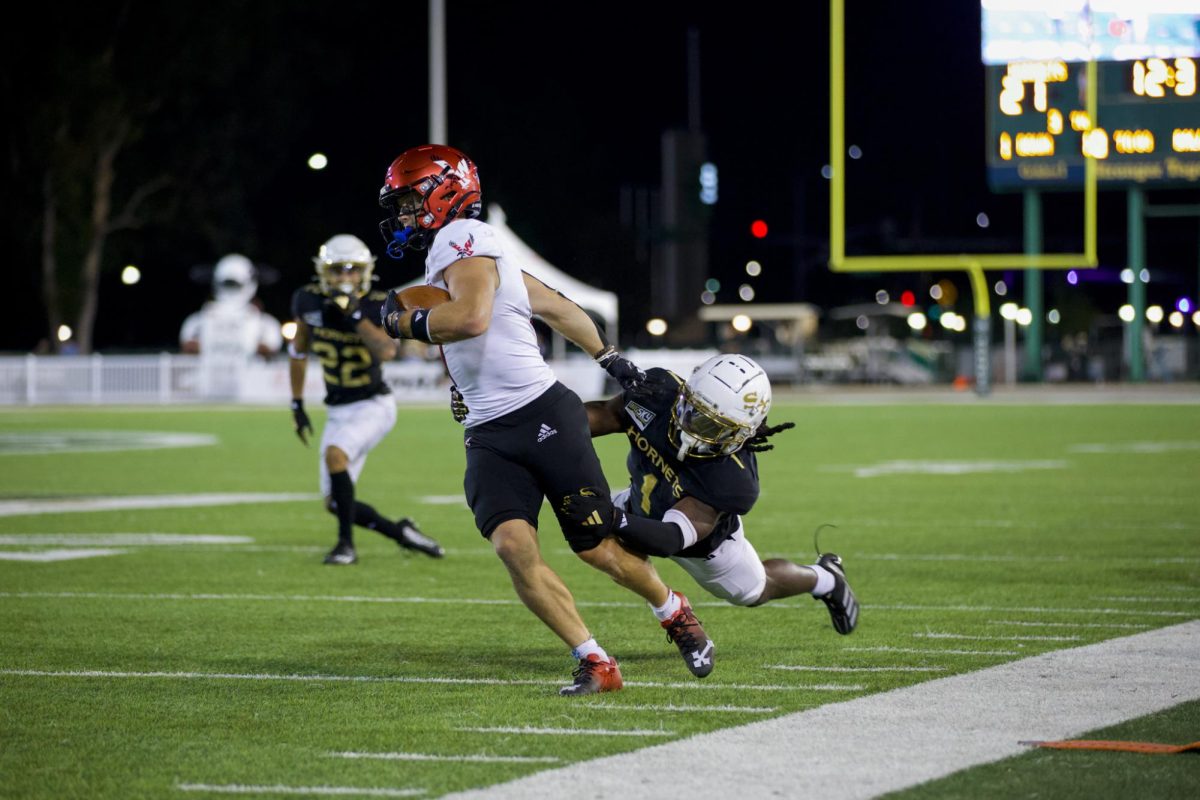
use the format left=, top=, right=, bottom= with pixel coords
left=563, top=354, right=858, bottom=634
left=289, top=234, right=444, bottom=565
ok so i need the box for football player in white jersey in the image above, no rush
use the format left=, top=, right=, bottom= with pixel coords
left=377, top=144, right=713, bottom=696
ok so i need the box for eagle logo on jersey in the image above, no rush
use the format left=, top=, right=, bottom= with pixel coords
left=449, top=234, right=476, bottom=259
left=625, top=401, right=656, bottom=431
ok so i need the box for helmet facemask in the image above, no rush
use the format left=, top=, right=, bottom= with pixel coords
left=313, top=235, right=376, bottom=300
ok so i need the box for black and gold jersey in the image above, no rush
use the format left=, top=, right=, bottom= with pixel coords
left=291, top=284, right=391, bottom=406
left=618, top=368, right=760, bottom=559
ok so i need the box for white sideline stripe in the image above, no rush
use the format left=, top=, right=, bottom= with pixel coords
left=438, top=621, right=1200, bottom=800
left=0, top=533, right=254, bottom=546
left=177, top=784, right=423, bottom=797
left=0, top=549, right=125, bottom=562
left=767, top=665, right=946, bottom=673
left=913, top=632, right=1081, bottom=642
left=0, top=493, right=316, bottom=517
left=332, top=752, right=559, bottom=764
left=588, top=703, right=778, bottom=714
left=5, top=590, right=1195, bottom=621
left=847, top=646, right=1019, bottom=656
left=0, top=669, right=842, bottom=693
left=456, top=726, right=674, bottom=738
left=985, top=619, right=1150, bottom=629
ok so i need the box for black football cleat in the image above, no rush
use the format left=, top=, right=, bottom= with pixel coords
left=323, top=541, right=357, bottom=565
left=661, top=591, right=714, bottom=678
left=396, top=518, right=445, bottom=559
left=816, top=552, right=859, bottom=634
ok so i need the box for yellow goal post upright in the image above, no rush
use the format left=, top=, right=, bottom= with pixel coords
left=828, top=0, right=1098, bottom=395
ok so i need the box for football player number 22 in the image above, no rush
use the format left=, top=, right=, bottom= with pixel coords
left=639, top=474, right=657, bottom=515
left=310, top=342, right=372, bottom=387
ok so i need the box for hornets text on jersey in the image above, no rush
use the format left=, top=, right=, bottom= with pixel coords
left=618, top=368, right=759, bottom=559
left=291, top=285, right=391, bottom=406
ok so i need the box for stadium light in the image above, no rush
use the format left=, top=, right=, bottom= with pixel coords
left=307, top=153, right=328, bottom=170
left=1168, top=311, right=1184, bottom=328
left=1000, top=302, right=1019, bottom=320
left=731, top=314, right=752, bottom=332
left=738, top=284, right=755, bottom=301
left=907, top=312, right=927, bottom=331
left=1118, top=304, right=1136, bottom=322
left=121, top=265, right=141, bottom=285
left=745, top=260, right=762, bottom=276
left=57, top=325, right=72, bottom=342
left=1146, top=305, right=1164, bottom=324
left=646, top=318, right=668, bottom=336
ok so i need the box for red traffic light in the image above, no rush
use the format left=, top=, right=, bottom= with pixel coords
left=750, top=220, right=769, bottom=239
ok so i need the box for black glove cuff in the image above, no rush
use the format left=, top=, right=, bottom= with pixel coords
left=291, top=399, right=304, bottom=411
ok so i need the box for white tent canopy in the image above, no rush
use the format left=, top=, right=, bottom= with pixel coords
left=396, top=203, right=619, bottom=342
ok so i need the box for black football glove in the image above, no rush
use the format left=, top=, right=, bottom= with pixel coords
left=743, top=418, right=795, bottom=453
left=381, top=288, right=403, bottom=338
left=450, top=384, right=469, bottom=423
left=559, top=487, right=620, bottom=540
left=291, top=398, right=313, bottom=446
left=594, top=345, right=647, bottom=395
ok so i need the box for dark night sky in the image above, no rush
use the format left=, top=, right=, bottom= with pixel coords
left=4, top=1, right=1197, bottom=352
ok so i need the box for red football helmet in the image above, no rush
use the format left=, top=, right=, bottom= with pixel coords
left=378, top=144, right=482, bottom=258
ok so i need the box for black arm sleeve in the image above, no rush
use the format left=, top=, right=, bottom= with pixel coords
left=614, top=510, right=688, bottom=557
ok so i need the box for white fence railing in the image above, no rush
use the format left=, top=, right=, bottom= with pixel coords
left=0, top=354, right=611, bottom=406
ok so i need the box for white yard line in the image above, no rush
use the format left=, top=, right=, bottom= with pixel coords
left=847, top=646, right=1019, bottom=656
left=766, top=665, right=946, bottom=673
left=1096, top=596, right=1200, bottom=604
left=0, top=493, right=316, bottom=517
left=0, top=533, right=254, bottom=546
left=177, top=784, right=423, bottom=797
left=587, top=703, right=777, bottom=714
left=913, top=632, right=1081, bottom=642
left=0, top=668, right=846, bottom=694
left=455, top=726, right=674, bottom=738
left=985, top=620, right=1150, bottom=629
left=4, top=591, right=1196, bottom=621
left=438, top=621, right=1200, bottom=800
left=331, top=752, right=559, bottom=764
left=0, top=549, right=125, bottom=562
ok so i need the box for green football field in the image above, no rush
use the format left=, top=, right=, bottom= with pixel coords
left=1, top=399, right=1197, bottom=799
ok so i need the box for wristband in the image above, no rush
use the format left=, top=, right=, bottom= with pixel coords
left=291, top=398, right=304, bottom=411
left=409, top=308, right=434, bottom=343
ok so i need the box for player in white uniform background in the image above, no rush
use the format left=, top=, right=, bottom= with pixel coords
left=377, top=144, right=714, bottom=695
left=179, top=253, right=283, bottom=398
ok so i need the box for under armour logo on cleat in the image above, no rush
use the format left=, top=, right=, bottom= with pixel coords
left=537, top=423, right=558, bottom=442
left=691, top=641, right=714, bottom=668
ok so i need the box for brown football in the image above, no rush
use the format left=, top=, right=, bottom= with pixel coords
left=398, top=284, right=451, bottom=310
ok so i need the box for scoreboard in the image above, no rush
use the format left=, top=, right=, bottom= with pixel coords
left=986, top=57, right=1200, bottom=191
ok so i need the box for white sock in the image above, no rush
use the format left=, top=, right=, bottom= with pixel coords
left=571, top=638, right=608, bottom=661
left=651, top=590, right=682, bottom=622
left=810, top=564, right=836, bottom=596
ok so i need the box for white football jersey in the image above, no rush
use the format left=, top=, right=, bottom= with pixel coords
left=425, top=218, right=555, bottom=426
left=179, top=301, right=282, bottom=361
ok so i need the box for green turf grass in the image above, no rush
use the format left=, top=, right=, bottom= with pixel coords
left=1, top=402, right=1197, bottom=798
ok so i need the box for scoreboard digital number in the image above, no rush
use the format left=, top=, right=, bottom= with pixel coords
left=986, top=58, right=1200, bottom=191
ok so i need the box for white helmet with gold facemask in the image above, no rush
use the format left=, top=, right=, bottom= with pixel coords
left=314, top=234, right=376, bottom=300
left=670, top=354, right=771, bottom=460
